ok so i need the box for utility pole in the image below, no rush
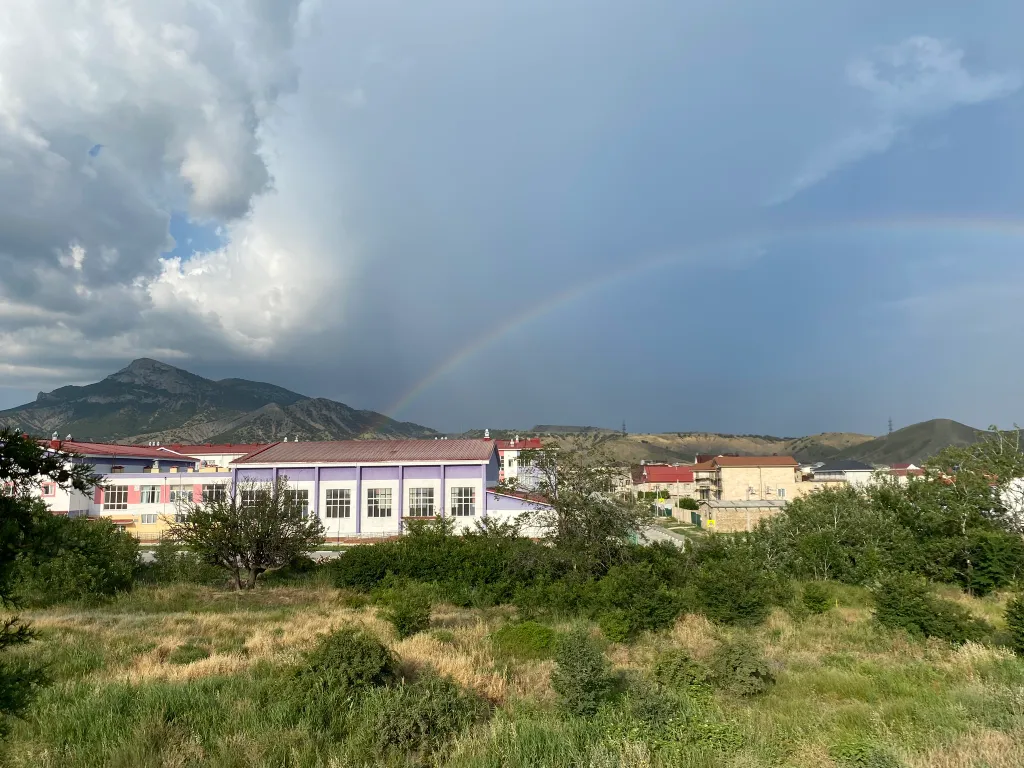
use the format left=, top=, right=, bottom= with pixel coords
left=621, top=420, right=626, bottom=436
left=888, top=417, right=893, bottom=435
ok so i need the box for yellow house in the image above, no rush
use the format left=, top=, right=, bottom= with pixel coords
left=692, top=455, right=801, bottom=502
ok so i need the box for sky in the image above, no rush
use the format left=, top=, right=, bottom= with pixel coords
left=2, top=1, right=1024, bottom=436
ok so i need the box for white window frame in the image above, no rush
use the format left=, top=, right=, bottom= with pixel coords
left=202, top=484, right=227, bottom=503
left=367, top=488, right=392, bottom=518
left=407, top=487, right=435, bottom=517
left=140, top=485, right=160, bottom=504
left=325, top=488, right=351, bottom=518
left=140, top=513, right=158, bottom=525
left=451, top=486, right=476, bottom=517
left=169, top=488, right=193, bottom=504
left=103, top=485, right=128, bottom=511
left=240, top=489, right=260, bottom=508
left=777, top=488, right=786, bottom=499
left=286, top=489, right=310, bottom=519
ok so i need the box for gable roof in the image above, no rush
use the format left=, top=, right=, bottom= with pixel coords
left=232, top=439, right=496, bottom=465
left=712, top=456, right=798, bottom=468
left=496, top=438, right=543, bottom=451
left=814, top=459, right=876, bottom=473
left=161, top=443, right=270, bottom=456
left=638, top=465, right=695, bottom=484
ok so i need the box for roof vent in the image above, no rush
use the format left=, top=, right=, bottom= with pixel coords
left=283, top=437, right=288, bottom=442
left=484, top=429, right=490, bottom=440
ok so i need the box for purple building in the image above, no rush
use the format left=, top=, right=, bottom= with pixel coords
left=230, top=439, right=545, bottom=540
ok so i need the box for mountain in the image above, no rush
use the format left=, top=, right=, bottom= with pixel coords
left=831, top=419, right=983, bottom=465
left=0, top=358, right=438, bottom=443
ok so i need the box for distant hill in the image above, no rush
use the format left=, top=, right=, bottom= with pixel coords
left=531, top=425, right=619, bottom=435
left=0, top=358, right=438, bottom=443
left=832, top=419, right=983, bottom=465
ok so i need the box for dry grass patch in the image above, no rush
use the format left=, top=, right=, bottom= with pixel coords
left=905, top=728, right=1024, bottom=768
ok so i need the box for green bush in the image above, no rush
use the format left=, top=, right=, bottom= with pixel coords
left=651, top=649, right=710, bottom=695
left=690, top=541, right=774, bottom=626
left=380, top=587, right=432, bottom=639
left=591, top=563, right=682, bottom=641
left=597, top=611, right=633, bottom=643
left=489, top=621, right=556, bottom=661
left=678, top=497, right=700, bottom=510
left=872, top=573, right=989, bottom=644
left=551, top=629, right=613, bottom=717
left=802, top=582, right=833, bottom=614
left=710, top=639, right=774, bottom=696
left=167, top=643, right=211, bottom=665
left=357, top=672, right=487, bottom=763
left=298, top=627, right=397, bottom=692
left=13, top=517, right=139, bottom=605
left=140, top=539, right=222, bottom=585
left=830, top=740, right=902, bottom=768
left=1003, top=593, right=1024, bottom=656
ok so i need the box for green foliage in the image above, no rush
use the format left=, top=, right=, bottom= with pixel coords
left=168, top=477, right=324, bottom=590
left=490, top=621, right=556, bottom=661
left=1005, top=593, right=1024, bottom=656
left=295, top=627, right=397, bottom=698
left=355, top=672, right=487, bottom=764
left=802, top=582, right=833, bottom=614
left=831, top=740, right=903, bottom=768
left=592, top=563, right=681, bottom=641
left=872, top=573, right=989, bottom=644
left=651, top=649, right=710, bottom=695
left=689, top=537, right=776, bottom=626
left=709, top=639, right=774, bottom=696
left=551, top=630, right=613, bottom=717
left=380, top=586, right=432, bottom=639
left=12, top=515, right=138, bottom=606
left=678, top=497, right=699, bottom=510
left=139, top=539, right=224, bottom=586
left=166, top=643, right=211, bottom=665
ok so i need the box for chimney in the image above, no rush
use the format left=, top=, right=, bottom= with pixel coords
left=284, top=437, right=288, bottom=442
left=484, top=429, right=490, bottom=440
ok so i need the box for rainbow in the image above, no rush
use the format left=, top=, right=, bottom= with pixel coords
left=383, top=215, right=1024, bottom=420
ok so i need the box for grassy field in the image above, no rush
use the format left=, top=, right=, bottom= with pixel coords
left=3, top=579, right=1023, bottom=767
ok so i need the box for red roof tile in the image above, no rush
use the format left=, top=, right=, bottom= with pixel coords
left=639, top=466, right=695, bottom=483
left=496, top=438, right=543, bottom=451
left=232, top=439, right=496, bottom=465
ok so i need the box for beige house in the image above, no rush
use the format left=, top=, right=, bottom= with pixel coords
left=692, top=455, right=801, bottom=502
left=631, top=464, right=696, bottom=499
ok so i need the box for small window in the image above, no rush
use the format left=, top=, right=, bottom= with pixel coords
left=41, top=483, right=55, bottom=497
left=451, top=487, right=476, bottom=517
left=202, top=484, right=227, bottom=503
left=140, top=513, right=158, bottom=525
left=325, top=488, right=351, bottom=518
left=169, top=489, right=193, bottom=504
left=110, top=466, right=125, bottom=474
left=240, top=490, right=260, bottom=508
left=103, top=486, right=128, bottom=511
left=140, top=485, right=160, bottom=504
left=367, top=488, right=392, bottom=518
left=285, top=489, right=309, bottom=519
left=777, top=488, right=786, bottom=499
left=408, top=487, right=435, bottom=517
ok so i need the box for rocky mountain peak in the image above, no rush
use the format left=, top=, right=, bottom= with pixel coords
left=107, top=358, right=204, bottom=394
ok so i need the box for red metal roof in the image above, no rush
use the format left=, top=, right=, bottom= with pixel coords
left=496, top=438, right=543, bottom=451
left=43, top=440, right=198, bottom=461
left=232, top=439, right=496, bottom=465
left=639, top=465, right=695, bottom=483
left=161, top=443, right=270, bottom=455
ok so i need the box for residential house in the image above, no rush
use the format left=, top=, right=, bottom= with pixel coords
left=631, top=464, right=695, bottom=499
left=888, top=462, right=926, bottom=485
left=811, top=459, right=877, bottom=488
left=692, top=455, right=801, bottom=502
left=496, top=436, right=543, bottom=490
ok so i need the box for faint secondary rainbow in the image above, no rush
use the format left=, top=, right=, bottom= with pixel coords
left=384, top=214, right=1024, bottom=420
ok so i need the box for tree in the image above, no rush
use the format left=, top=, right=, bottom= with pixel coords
left=0, top=428, right=98, bottom=735
left=167, top=477, right=324, bottom=589
left=518, top=440, right=652, bottom=573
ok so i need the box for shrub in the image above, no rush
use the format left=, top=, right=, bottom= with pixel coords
left=357, top=673, right=487, bottom=763
left=380, top=587, right=432, bottom=639
left=592, top=563, right=682, bottom=641
left=551, top=629, right=613, bottom=717
left=802, top=582, right=832, bottom=614
left=872, top=573, right=989, bottom=644
left=13, top=517, right=139, bottom=605
left=710, top=639, right=774, bottom=696
left=489, top=621, right=556, bottom=661
left=678, top=497, right=700, bottom=510
left=167, top=643, right=211, bottom=665
left=690, top=542, right=774, bottom=626
left=142, top=539, right=223, bottom=585
left=597, top=611, right=633, bottom=643
left=298, top=627, right=397, bottom=692
left=651, top=649, right=710, bottom=694
left=831, top=740, right=902, bottom=768
left=1004, top=593, right=1024, bottom=656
